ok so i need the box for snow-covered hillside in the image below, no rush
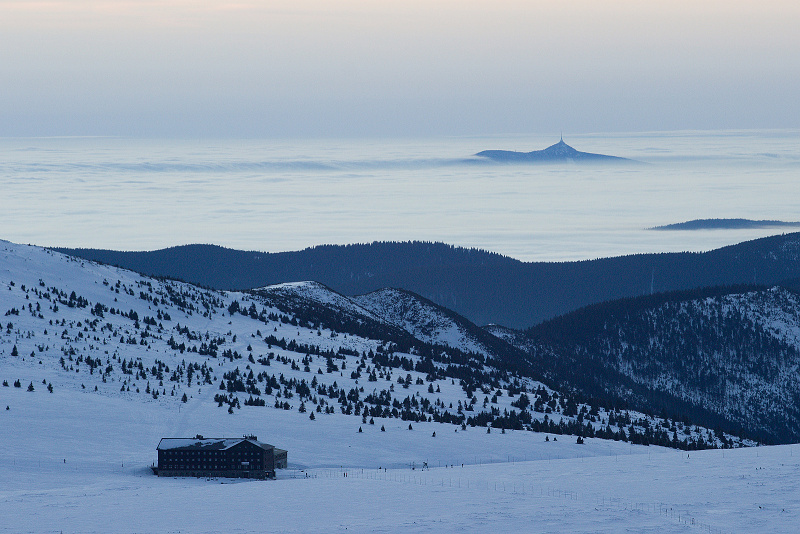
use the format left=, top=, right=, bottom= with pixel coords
left=521, top=285, right=800, bottom=444
left=257, top=281, right=385, bottom=326
left=0, top=240, right=745, bottom=450
left=484, top=323, right=535, bottom=351
left=354, top=288, right=489, bottom=354
left=2, top=239, right=796, bottom=532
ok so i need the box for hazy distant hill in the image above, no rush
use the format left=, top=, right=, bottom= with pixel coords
left=475, top=138, right=632, bottom=163
left=651, top=218, right=800, bottom=230
left=56, top=232, right=800, bottom=329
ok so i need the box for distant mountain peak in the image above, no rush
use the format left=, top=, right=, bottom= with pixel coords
left=475, top=138, right=632, bottom=163
left=542, top=139, right=579, bottom=157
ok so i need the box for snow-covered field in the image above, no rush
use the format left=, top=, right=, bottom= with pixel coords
left=2, top=384, right=799, bottom=533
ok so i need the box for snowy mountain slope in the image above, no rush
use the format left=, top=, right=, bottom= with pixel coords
left=256, top=283, right=531, bottom=379
left=6, top=240, right=800, bottom=532
left=251, top=281, right=418, bottom=351
left=0, top=239, right=740, bottom=452
left=257, top=281, right=383, bottom=324
left=354, top=288, right=483, bottom=352
left=353, top=288, right=512, bottom=357
left=522, top=286, right=800, bottom=443
left=484, top=323, right=535, bottom=351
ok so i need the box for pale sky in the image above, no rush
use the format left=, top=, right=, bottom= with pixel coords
left=1, top=0, right=798, bottom=137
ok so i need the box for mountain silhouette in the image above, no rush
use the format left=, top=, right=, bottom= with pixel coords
left=476, top=138, right=632, bottom=163
left=55, top=232, right=800, bottom=329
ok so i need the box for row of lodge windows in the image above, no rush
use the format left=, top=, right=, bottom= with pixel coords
left=161, top=449, right=264, bottom=470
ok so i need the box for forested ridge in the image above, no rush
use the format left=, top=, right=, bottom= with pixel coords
left=57, top=232, right=800, bottom=328
left=521, top=285, right=800, bottom=443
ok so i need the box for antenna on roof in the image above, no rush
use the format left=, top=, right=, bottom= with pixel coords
left=560, top=131, right=563, bottom=142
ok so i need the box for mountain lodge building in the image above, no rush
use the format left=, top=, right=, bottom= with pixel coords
left=155, top=435, right=287, bottom=479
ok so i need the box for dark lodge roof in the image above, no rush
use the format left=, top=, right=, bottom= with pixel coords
left=157, top=437, right=275, bottom=451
